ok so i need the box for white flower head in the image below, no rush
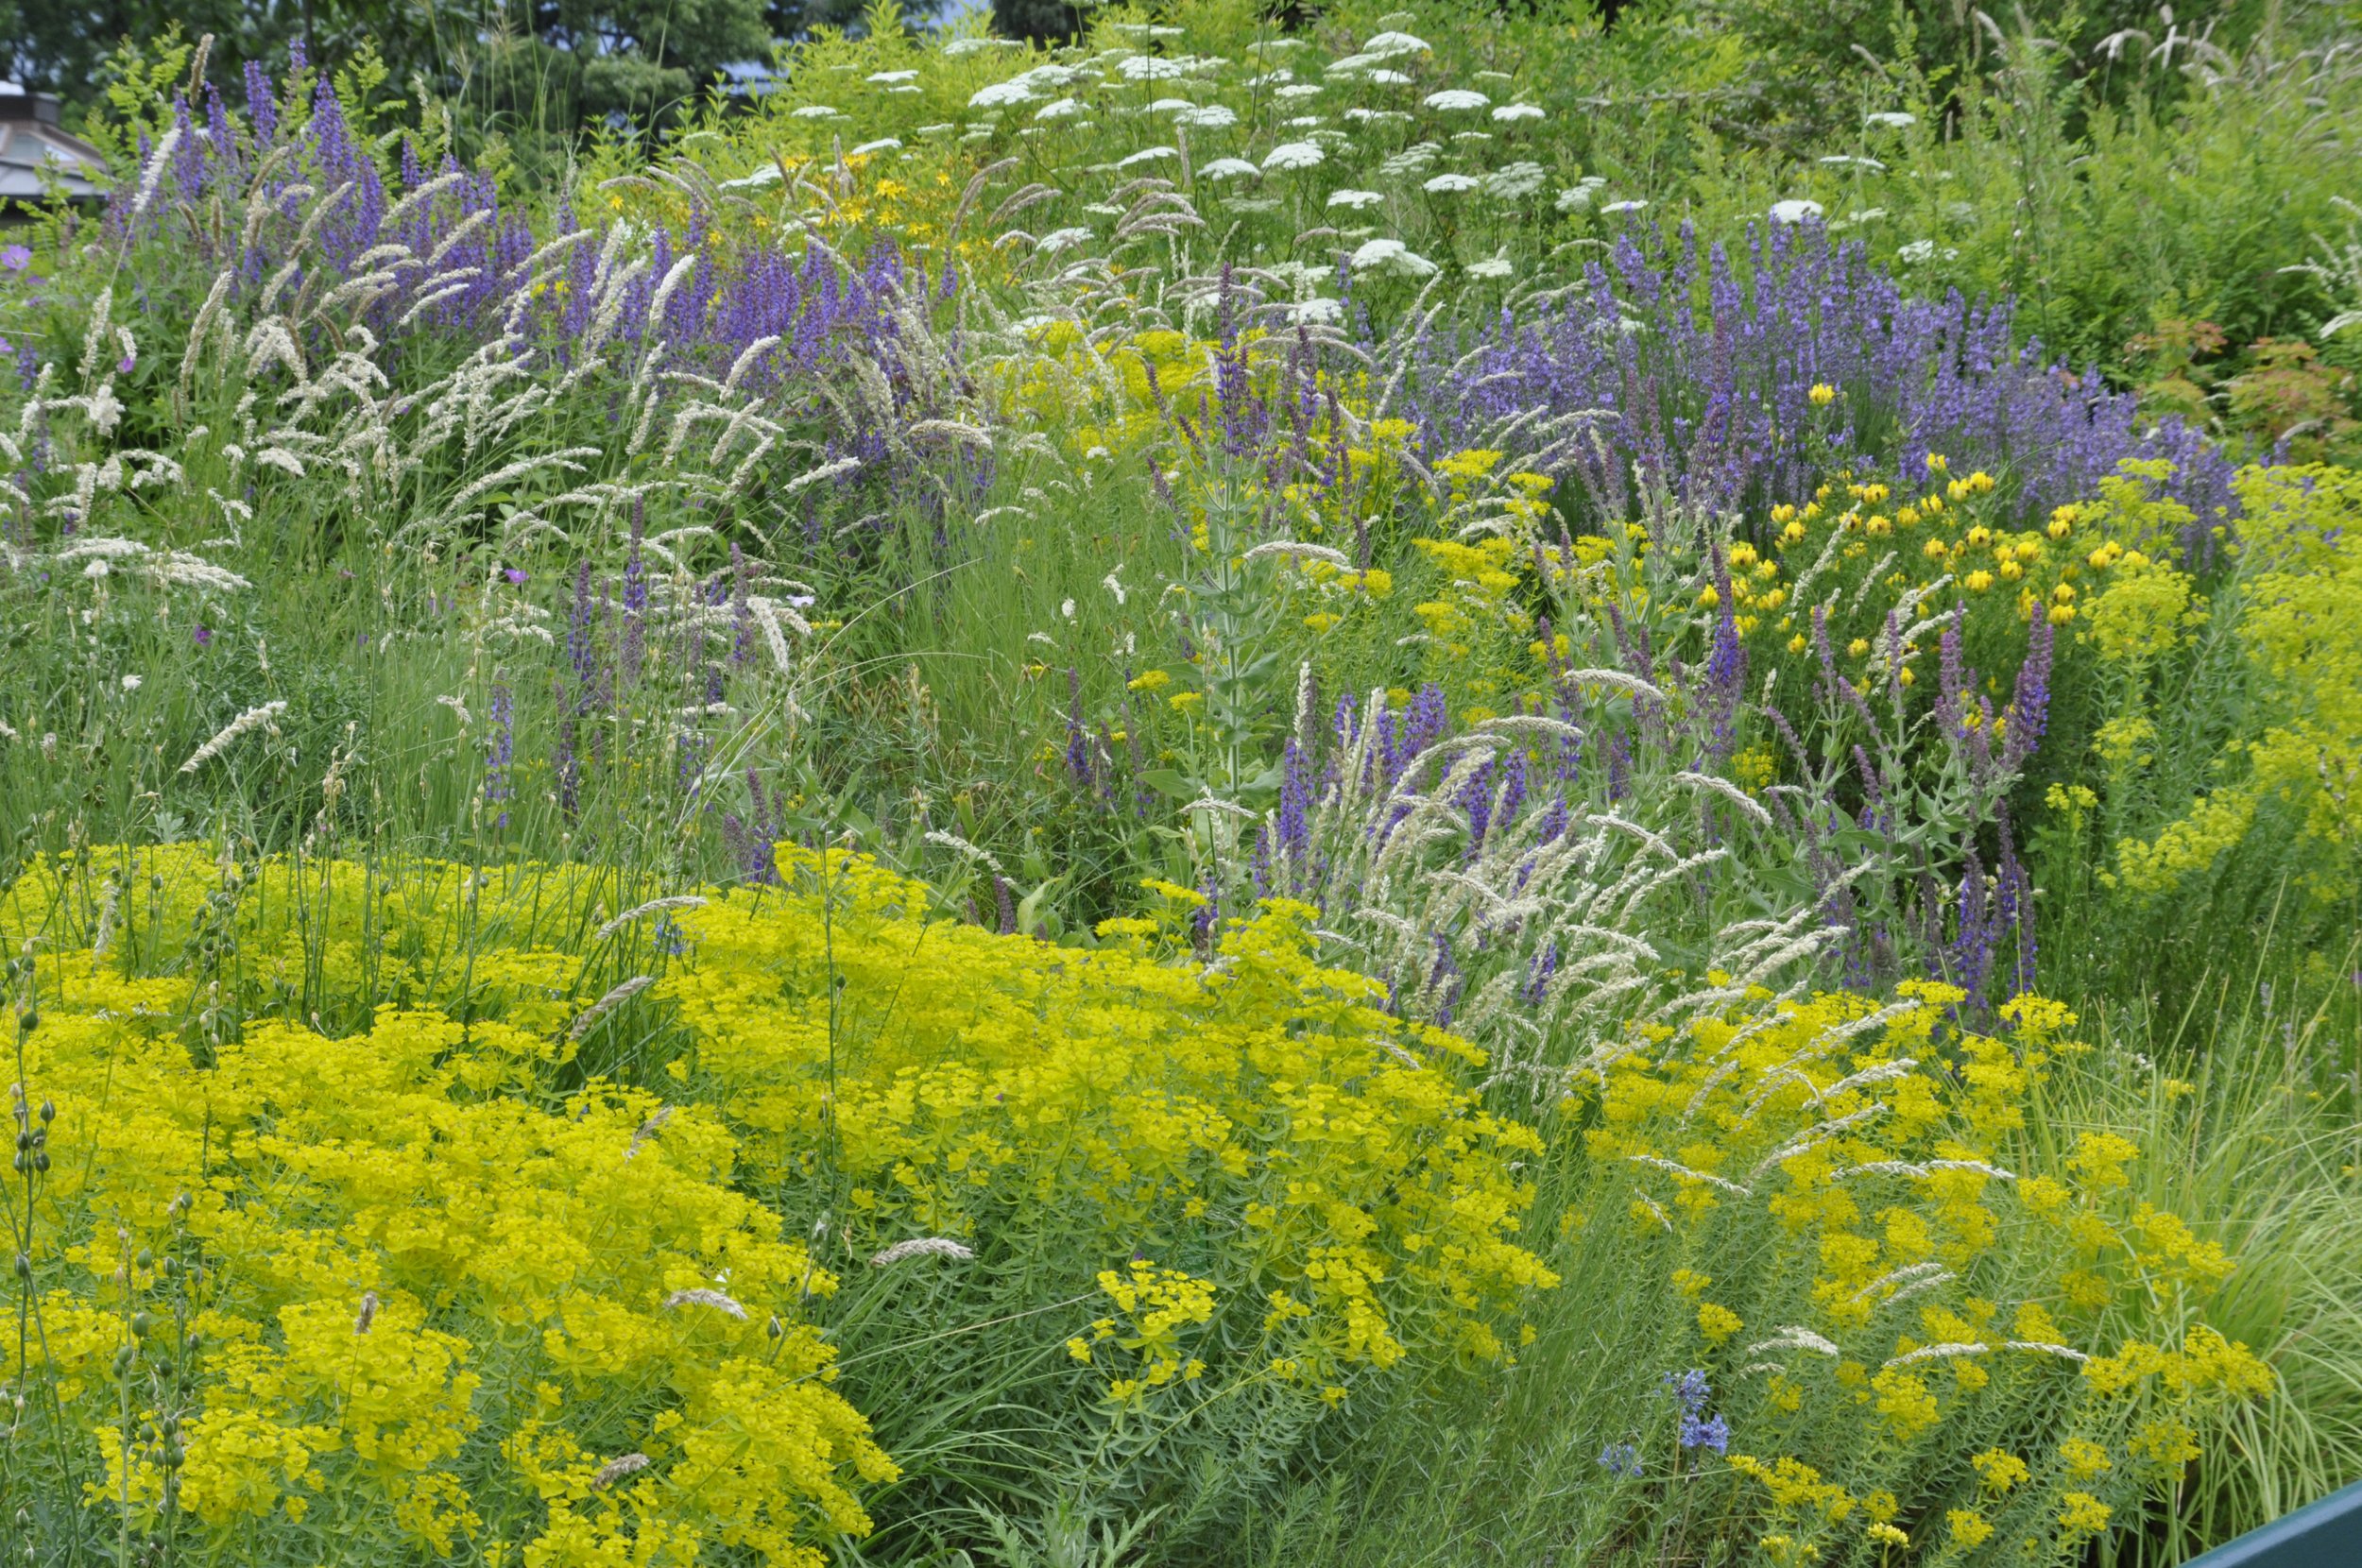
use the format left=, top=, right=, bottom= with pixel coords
left=1036, top=226, right=1094, bottom=254
left=1362, top=30, right=1431, bottom=57
left=1423, top=89, right=1491, bottom=111
left=121, top=674, right=142, bottom=691
left=851, top=138, right=903, bottom=155
left=1819, top=154, right=1888, bottom=171
left=1117, top=54, right=1189, bottom=80
left=1348, top=237, right=1438, bottom=277
left=1484, top=161, right=1547, bottom=198
left=1173, top=104, right=1238, bottom=128
left=1769, top=198, right=1824, bottom=224
left=1467, top=256, right=1513, bottom=279
left=1368, top=69, right=1413, bottom=85
left=791, top=104, right=843, bottom=119
left=1118, top=145, right=1181, bottom=168
left=1261, top=141, right=1326, bottom=171
left=1600, top=198, right=1649, bottom=214
left=1035, top=97, right=1084, bottom=120
left=1423, top=172, right=1478, bottom=194
left=1198, top=157, right=1261, bottom=180
left=1493, top=103, right=1545, bottom=122
left=1326, top=188, right=1386, bottom=210
left=1866, top=111, right=1917, bottom=128
left=970, top=78, right=1038, bottom=109
left=1285, top=297, right=1344, bottom=323
left=1275, top=83, right=1323, bottom=100
left=867, top=69, right=918, bottom=84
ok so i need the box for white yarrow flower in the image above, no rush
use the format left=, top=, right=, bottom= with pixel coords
left=1361, top=30, right=1431, bottom=57
left=1326, top=188, right=1386, bottom=210
left=1423, top=89, right=1490, bottom=111
left=1348, top=238, right=1438, bottom=277
left=1492, top=103, right=1545, bottom=122
left=1261, top=141, right=1325, bottom=171
left=1198, top=157, right=1260, bottom=180
left=1769, top=198, right=1824, bottom=224
left=1423, top=172, right=1478, bottom=194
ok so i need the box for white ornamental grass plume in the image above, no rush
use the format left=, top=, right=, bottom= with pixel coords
left=592, top=895, right=710, bottom=944
left=179, top=702, right=287, bottom=774
left=663, top=1288, right=748, bottom=1321
left=569, top=975, right=655, bottom=1040
left=1261, top=679, right=1836, bottom=1103
left=869, top=1237, right=978, bottom=1266
left=592, top=1454, right=652, bottom=1490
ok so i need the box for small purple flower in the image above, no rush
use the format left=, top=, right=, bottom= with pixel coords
left=1663, top=1369, right=1711, bottom=1418
left=1598, top=1442, right=1642, bottom=1479
left=116, top=353, right=136, bottom=375
left=0, top=246, right=28, bottom=272
left=485, top=681, right=514, bottom=827
left=505, top=567, right=528, bottom=586
left=192, top=623, right=212, bottom=648
left=1680, top=1412, right=1731, bottom=1454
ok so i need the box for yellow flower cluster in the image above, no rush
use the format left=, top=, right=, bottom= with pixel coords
left=1, top=842, right=1559, bottom=1557
left=1580, top=981, right=2269, bottom=1563
left=6, top=929, right=891, bottom=1562
left=2107, top=464, right=2362, bottom=899
left=662, top=857, right=1556, bottom=1387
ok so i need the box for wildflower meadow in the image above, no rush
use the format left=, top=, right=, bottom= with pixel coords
left=1, top=2, right=2358, bottom=1564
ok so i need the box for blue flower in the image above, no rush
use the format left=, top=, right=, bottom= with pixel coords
left=1680, top=1412, right=1730, bottom=1454
left=1597, top=1441, right=1642, bottom=1478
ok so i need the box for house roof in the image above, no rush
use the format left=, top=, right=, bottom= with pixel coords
left=0, top=94, right=110, bottom=204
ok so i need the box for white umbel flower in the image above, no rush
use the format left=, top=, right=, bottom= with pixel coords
left=1347, top=238, right=1438, bottom=278
left=1261, top=141, right=1325, bottom=171
left=1423, top=89, right=1490, bottom=111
